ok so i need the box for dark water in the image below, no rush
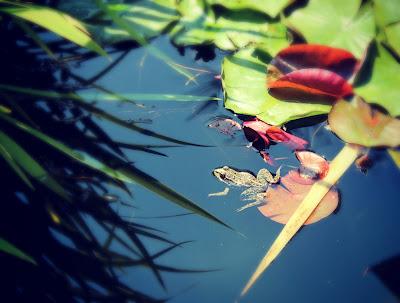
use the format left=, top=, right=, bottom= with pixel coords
left=3, top=32, right=400, bottom=303
left=70, top=37, right=400, bottom=303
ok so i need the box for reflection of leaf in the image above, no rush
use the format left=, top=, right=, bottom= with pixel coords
left=328, top=98, right=400, bottom=147
left=243, top=119, right=308, bottom=149
left=0, top=1, right=106, bottom=56
left=207, top=0, right=292, bottom=18
left=258, top=171, right=338, bottom=225
left=222, top=48, right=331, bottom=125
left=0, top=114, right=231, bottom=229
left=287, top=0, right=375, bottom=58
left=268, top=68, right=353, bottom=102
left=271, top=44, right=359, bottom=80
left=0, top=237, right=36, bottom=265
left=355, top=43, right=400, bottom=117
left=172, top=0, right=288, bottom=53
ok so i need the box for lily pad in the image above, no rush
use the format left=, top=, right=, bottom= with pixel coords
left=328, top=98, right=400, bottom=147
left=221, top=47, right=332, bottom=125
left=355, top=43, right=400, bottom=117
left=258, top=170, right=339, bottom=225
left=286, top=0, right=375, bottom=58
left=171, top=0, right=288, bottom=53
left=207, top=0, right=292, bottom=18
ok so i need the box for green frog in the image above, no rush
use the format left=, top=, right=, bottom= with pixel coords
left=212, top=166, right=280, bottom=202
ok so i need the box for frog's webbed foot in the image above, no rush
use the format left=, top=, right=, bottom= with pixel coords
left=240, top=186, right=266, bottom=201
left=257, top=166, right=281, bottom=184
left=236, top=199, right=266, bottom=212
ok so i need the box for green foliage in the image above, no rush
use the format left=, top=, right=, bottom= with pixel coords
left=0, top=130, right=70, bottom=200
left=221, top=48, right=331, bottom=125
left=287, top=0, right=375, bottom=58
left=208, top=0, right=292, bottom=18
left=0, top=1, right=107, bottom=56
left=171, top=0, right=289, bottom=52
left=355, top=43, right=400, bottom=117
left=0, top=238, right=36, bottom=265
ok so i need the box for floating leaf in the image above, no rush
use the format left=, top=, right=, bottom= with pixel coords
left=207, top=0, right=292, bottom=18
left=171, top=0, right=288, bottom=53
left=268, top=68, right=353, bottom=102
left=243, top=119, right=308, bottom=149
left=271, top=44, right=359, bottom=79
left=328, top=98, right=400, bottom=147
left=0, top=1, right=107, bottom=56
left=258, top=170, right=338, bottom=225
left=287, top=0, right=375, bottom=58
left=222, top=47, right=331, bottom=125
left=295, top=150, right=329, bottom=179
left=355, top=43, right=400, bottom=116
left=0, top=237, right=36, bottom=265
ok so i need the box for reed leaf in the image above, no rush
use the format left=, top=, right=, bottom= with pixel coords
left=0, top=237, right=37, bottom=265
left=0, top=1, right=107, bottom=57
left=0, top=113, right=231, bottom=229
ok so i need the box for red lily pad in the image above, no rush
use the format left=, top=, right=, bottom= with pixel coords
left=243, top=119, right=308, bottom=149
left=272, top=44, right=359, bottom=79
left=328, top=98, right=400, bottom=147
left=268, top=68, right=354, bottom=102
left=258, top=170, right=339, bottom=225
left=295, top=150, right=329, bottom=179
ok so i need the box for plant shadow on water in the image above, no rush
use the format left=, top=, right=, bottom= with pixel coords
left=0, top=10, right=227, bottom=303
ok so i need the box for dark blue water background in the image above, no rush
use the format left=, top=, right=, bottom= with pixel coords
left=71, top=36, right=400, bottom=303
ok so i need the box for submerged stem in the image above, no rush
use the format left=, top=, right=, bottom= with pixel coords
left=241, top=144, right=362, bottom=297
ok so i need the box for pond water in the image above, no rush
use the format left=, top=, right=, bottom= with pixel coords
left=69, top=36, right=400, bottom=302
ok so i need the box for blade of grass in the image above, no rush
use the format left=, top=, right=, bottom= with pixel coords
left=0, top=113, right=231, bottom=229
left=0, top=84, right=221, bottom=102
left=15, top=19, right=57, bottom=60
left=388, top=149, right=400, bottom=169
left=241, top=144, right=362, bottom=296
left=0, top=237, right=37, bottom=265
left=0, top=1, right=107, bottom=57
left=0, top=84, right=214, bottom=146
left=94, top=0, right=194, bottom=81
left=0, top=130, right=70, bottom=200
left=0, top=142, right=34, bottom=189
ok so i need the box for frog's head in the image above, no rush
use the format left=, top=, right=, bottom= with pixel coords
left=212, top=166, right=231, bottom=182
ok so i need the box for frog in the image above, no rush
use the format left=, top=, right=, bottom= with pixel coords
left=212, top=166, right=281, bottom=202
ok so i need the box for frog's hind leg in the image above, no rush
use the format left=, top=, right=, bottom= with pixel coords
left=257, top=167, right=281, bottom=184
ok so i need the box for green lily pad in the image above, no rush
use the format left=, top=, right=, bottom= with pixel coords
left=385, top=23, right=400, bottom=56
left=355, top=43, right=400, bottom=117
left=373, top=0, right=400, bottom=27
left=171, top=0, right=288, bottom=53
left=207, top=0, right=292, bottom=18
left=286, top=0, right=375, bottom=58
left=222, top=48, right=331, bottom=125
